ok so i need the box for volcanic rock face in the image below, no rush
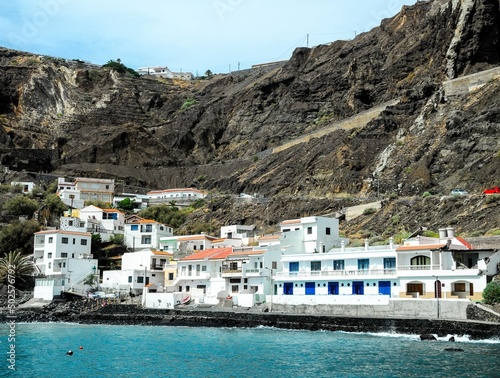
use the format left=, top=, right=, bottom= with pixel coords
left=0, top=0, right=499, bottom=234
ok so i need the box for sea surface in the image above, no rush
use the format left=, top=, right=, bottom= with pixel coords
left=1, top=323, right=499, bottom=378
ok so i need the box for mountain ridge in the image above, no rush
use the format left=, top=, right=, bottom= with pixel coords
left=0, top=0, right=499, bottom=237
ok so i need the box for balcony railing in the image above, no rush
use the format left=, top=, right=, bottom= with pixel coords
left=244, top=268, right=266, bottom=277
left=276, top=268, right=397, bottom=279
left=177, top=272, right=211, bottom=280
left=397, top=265, right=440, bottom=271
left=222, top=268, right=242, bottom=277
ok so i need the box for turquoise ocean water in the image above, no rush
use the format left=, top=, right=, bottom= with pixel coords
left=1, top=323, right=499, bottom=378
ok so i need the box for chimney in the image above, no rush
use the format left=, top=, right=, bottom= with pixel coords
left=446, top=227, right=455, bottom=238
left=389, top=237, right=394, bottom=249
left=439, top=228, right=447, bottom=239
left=364, top=239, right=369, bottom=251
left=341, top=240, right=345, bottom=252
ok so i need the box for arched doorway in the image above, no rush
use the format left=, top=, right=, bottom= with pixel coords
left=434, top=279, right=442, bottom=298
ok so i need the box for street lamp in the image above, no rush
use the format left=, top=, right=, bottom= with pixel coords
left=140, top=264, right=147, bottom=307
left=266, top=267, right=274, bottom=312
left=433, top=275, right=440, bottom=319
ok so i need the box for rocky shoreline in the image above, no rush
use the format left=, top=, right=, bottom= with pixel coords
left=2, top=300, right=500, bottom=341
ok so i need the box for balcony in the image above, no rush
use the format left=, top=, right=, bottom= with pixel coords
left=276, top=268, right=398, bottom=279
left=177, top=272, right=211, bottom=280
left=221, top=268, right=242, bottom=278
left=244, top=268, right=266, bottom=277
left=397, top=265, right=440, bottom=271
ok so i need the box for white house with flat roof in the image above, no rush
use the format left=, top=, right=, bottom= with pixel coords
left=74, top=177, right=114, bottom=204
left=279, top=216, right=344, bottom=254
left=101, top=250, right=172, bottom=295
left=59, top=205, right=125, bottom=242
left=147, top=188, right=205, bottom=207
left=33, top=230, right=97, bottom=300
left=124, top=216, right=173, bottom=251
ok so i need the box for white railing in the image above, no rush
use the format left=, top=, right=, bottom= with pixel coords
left=397, top=265, right=440, bottom=271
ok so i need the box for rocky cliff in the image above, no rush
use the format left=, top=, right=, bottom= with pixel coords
left=0, top=0, right=499, bottom=236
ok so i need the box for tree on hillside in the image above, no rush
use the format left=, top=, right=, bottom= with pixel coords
left=117, top=197, right=134, bottom=212
left=0, top=220, right=40, bottom=256
left=103, top=59, right=139, bottom=77
left=3, top=195, right=38, bottom=218
left=0, top=250, right=35, bottom=284
left=45, top=193, right=68, bottom=217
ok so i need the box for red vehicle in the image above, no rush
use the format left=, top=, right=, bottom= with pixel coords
left=483, top=186, right=500, bottom=195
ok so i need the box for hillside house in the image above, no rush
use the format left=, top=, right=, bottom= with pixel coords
left=101, top=250, right=174, bottom=294
left=146, top=188, right=206, bottom=207
left=124, top=216, right=173, bottom=251
left=60, top=205, right=125, bottom=242
left=33, top=230, right=97, bottom=300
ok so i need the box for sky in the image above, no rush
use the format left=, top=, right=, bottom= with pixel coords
left=0, top=0, right=418, bottom=75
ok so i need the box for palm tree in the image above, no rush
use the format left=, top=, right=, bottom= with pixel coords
left=0, top=250, right=35, bottom=283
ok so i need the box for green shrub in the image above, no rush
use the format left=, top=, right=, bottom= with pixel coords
left=391, top=215, right=400, bottom=226
left=422, top=191, right=432, bottom=198
left=181, top=98, right=197, bottom=110
left=483, top=280, right=500, bottom=304
left=363, top=207, right=377, bottom=215
left=485, top=194, right=500, bottom=204
left=468, top=230, right=485, bottom=237
left=485, top=228, right=500, bottom=236
left=388, top=193, right=398, bottom=200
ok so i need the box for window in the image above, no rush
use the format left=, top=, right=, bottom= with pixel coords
left=272, top=261, right=277, bottom=269
left=289, top=262, right=299, bottom=272
left=411, top=255, right=430, bottom=266
left=358, top=259, right=369, bottom=270
left=48, top=262, right=51, bottom=268
left=48, top=253, right=52, bottom=258
left=334, top=260, right=344, bottom=270
left=62, top=237, right=69, bottom=244
left=48, top=237, right=53, bottom=243
left=202, top=266, right=207, bottom=272
left=229, top=278, right=241, bottom=283
left=81, top=239, right=87, bottom=246
left=61, top=253, right=68, bottom=258
left=131, top=225, right=139, bottom=231
left=68, top=220, right=73, bottom=226
left=168, top=273, right=174, bottom=280
left=145, top=225, right=152, bottom=233
left=231, top=285, right=239, bottom=293
left=454, top=283, right=466, bottom=292
left=128, top=276, right=132, bottom=283
left=73, top=238, right=76, bottom=244
left=326, top=227, right=331, bottom=235
left=307, top=227, right=312, bottom=235
left=141, top=236, right=151, bottom=244
left=311, top=261, right=321, bottom=271
left=384, top=258, right=396, bottom=269
left=137, top=276, right=144, bottom=283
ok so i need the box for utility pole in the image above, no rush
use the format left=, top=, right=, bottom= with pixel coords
left=306, top=34, right=309, bottom=47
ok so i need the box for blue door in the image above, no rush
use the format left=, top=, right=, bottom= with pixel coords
left=379, top=281, right=391, bottom=297
left=305, top=282, right=315, bottom=295
left=352, top=281, right=364, bottom=295
left=283, top=282, right=293, bottom=295
left=328, top=282, right=339, bottom=295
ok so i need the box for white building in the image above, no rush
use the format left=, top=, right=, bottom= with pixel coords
left=74, top=177, right=114, bottom=204
left=137, top=66, right=193, bottom=80
left=147, top=188, right=206, bottom=207
left=33, top=230, right=97, bottom=300
left=11, top=181, right=35, bottom=194
left=124, top=216, right=173, bottom=251
left=220, top=224, right=257, bottom=245
left=101, top=250, right=172, bottom=295
left=279, top=216, right=345, bottom=254
left=60, top=205, right=125, bottom=242
left=271, top=226, right=499, bottom=307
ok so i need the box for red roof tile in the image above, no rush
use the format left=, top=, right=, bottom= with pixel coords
left=181, top=247, right=233, bottom=261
